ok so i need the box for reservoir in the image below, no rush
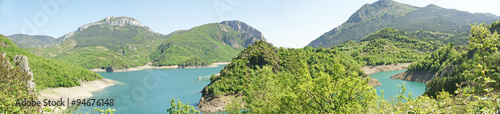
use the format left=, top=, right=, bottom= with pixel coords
left=370, top=70, right=427, bottom=101
left=79, top=65, right=225, bottom=113
left=82, top=66, right=425, bottom=113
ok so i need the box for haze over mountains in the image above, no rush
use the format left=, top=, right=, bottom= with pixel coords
left=308, top=0, right=499, bottom=48
left=6, top=34, right=56, bottom=49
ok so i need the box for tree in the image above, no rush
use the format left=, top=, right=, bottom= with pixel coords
left=166, top=98, right=200, bottom=114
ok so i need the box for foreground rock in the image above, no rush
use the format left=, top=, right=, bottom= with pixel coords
left=366, top=77, right=382, bottom=87
left=390, top=70, right=436, bottom=84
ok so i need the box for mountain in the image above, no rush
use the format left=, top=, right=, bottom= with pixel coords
left=6, top=34, right=56, bottom=48
left=28, top=16, right=167, bottom=69
left=28, top=16, right=266, bottom=69
left=149, top=20, right=267, bottom=66
left=308, top=0, right=499, bottom=48
left=0, top=34, right=101, bottom=89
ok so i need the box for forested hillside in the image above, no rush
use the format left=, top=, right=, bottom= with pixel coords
left=150, top=21, right=267, bottom=66
left=334, top=27, right=441, bottom=65
left=408, top=21, right=500, bottom=98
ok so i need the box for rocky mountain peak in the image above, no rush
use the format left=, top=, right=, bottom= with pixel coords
left=58, top=16, right=152, bottom=45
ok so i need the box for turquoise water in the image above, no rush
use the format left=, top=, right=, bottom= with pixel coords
left=80, top=66, right=424, bottom=113
left=78, top=65, right=225, bottom=114
left=370, top=70, right=427, bottom=101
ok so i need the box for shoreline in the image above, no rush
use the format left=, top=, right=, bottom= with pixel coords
left=360, top=63, right=412, bottom=87
left=360, top=63, right=411, bottom=74
left=37, top=78, right=117, bottom=112
left=89, top=62, right=231, bottom=72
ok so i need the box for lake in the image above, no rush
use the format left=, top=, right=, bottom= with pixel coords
left=81, top=66, right=425, bottom=113
left=370, top=70, right=427, bottom=101
left=78, top=65, right=225, bottom=114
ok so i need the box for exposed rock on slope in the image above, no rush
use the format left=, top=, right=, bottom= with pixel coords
left=1, top=53, right=36, bottom=95
left=57, top=16, right=154, bottom=45
left=390, top=70, right=436, bottom=84
left=220, top=20, right=267, bottom=47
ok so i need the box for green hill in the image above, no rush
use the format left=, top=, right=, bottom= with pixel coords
left=334, top=27, right=441, bottom=65
left=0, top=35, right=101, bottom=89
left=308, top=0, right=499, bottom=48
left=6, top=34, right=56, bottom=49
left=150, top=21, right=267, bottom=66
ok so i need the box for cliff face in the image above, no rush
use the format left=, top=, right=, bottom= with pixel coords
left=220, top=20, right=268, bottom=47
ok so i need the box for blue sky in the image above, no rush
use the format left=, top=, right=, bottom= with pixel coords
left=0, top=0, right=499, bottom=48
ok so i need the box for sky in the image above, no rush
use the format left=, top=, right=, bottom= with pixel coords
left=0, top=0, right=499, bottom=48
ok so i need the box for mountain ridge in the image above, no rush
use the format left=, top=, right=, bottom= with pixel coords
left=27, top=16, right=267, bottom=69
left=6, top=34, right=56, bottom=48
left=308, top=0, right=499, bottom=48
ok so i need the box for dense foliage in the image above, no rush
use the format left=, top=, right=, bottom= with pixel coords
left=207, top=40, right=366, bottom=96
left=167, top=98, right=200, bottom=114
left=406, top=22, right=500, bottom=98
left=334, top=27, right=440, bottom=65
left=308, top=0, right=498, bottom=48
left=205, top=40, right=377, bottom=113
left=204, top=25, right=500, bottom=112
left=0, top=35, right=101, bottom=89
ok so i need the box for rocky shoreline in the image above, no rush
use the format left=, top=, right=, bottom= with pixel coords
left=390, top=70, right=436, bottom=84
left=89, top=62, right=230, bottom=72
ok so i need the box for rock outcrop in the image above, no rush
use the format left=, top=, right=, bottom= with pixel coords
left=1, top=53, right=37, bottom=95
left=220, top=20, right=268, bottom=47
left=13, top=55, right=37, bottom=95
